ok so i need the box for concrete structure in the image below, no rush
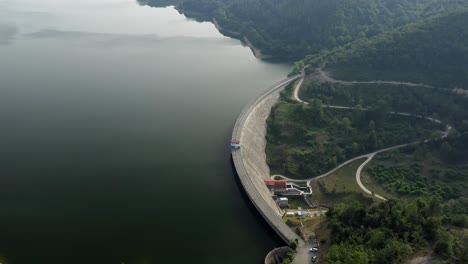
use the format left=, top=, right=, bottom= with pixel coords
left=265, top=179, right=287, bottom=193
left=284, top=182, right=312, bottom=196
left=231, top=74, right=308, bottom=263
left=285, top=212, right=295, bottom=217
left=277, top=197, right=289, bottom=208
left=266, top=179, right=312, bottom=196
left=264, top=246, right=290, bottom=264
left=231, top=75, right=300, bottom=241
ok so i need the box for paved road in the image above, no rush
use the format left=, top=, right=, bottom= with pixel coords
left=230, top=73, right=327, bottom=264
left=271, top=152, right=370, bottom=183
left=293, top=71, right=306, bottom=103
left=293, top=240, right=318, bottom=264
left=231, top=74, right=305, bottom=252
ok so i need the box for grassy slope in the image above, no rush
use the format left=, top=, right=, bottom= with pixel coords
left=310, top=159, right=376, bottom=207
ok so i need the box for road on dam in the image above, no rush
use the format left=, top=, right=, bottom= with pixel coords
left=230, top=74, right=317, bottom=263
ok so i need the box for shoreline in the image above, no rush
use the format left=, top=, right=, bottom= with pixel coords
left=211, top=17, right=273, bottom=60
left=176, top=7, right=280, bottom=60
left=241, top=36, right=273, bottom=60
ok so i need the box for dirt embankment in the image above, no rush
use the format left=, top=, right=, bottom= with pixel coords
left=406, top=255, right=436, bottom=264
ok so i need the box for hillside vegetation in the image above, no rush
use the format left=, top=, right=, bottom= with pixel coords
left=300, top=80, right=468, bottom=164
left=277, top=77, right=468, bottom=262
left=266, top=99, right=442, bottom=179
left=303, top=9, right=468, bottom=88
left=139, top=0, right=468, bottom=58
left=325, top=199, right=468, bottom=264
left=267, top=73, right=468, bottom=262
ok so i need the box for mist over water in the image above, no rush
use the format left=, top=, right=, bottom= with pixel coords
left=0, top=0, right=290, bottom=263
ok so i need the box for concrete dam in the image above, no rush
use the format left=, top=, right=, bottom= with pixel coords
left=231, top=75, right=301, bottom=244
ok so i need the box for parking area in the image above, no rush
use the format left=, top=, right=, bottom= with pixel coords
left=309, top=236, right=320, bottom=263
left=292, top=235, right=321, bottom=264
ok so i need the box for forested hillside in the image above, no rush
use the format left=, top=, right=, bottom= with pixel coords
left=304, top=9, right=468, bottom=88
left=268, top=78, right=468, bottom=263
left=266, top=100, right=442, bottom=178
left=139, top=0, right=468, bottom=58
left=325, top=199, right=468, bottom=263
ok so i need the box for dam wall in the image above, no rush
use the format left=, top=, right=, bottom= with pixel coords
left=231, top=75, right=301, bottom=244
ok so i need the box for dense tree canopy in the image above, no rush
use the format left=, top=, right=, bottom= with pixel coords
left=301, top=81, right=468, bottom=163
left=139, top=0, right=468, bottom=58
left=140, top=1, right=468, bottom=87
left=266, top=98, right=441, bottom=178
left=268, top=79, right=468, bottom=261
left=325, top=199, right=467, bottom=263
left=303, top=9, right=468, bottom=88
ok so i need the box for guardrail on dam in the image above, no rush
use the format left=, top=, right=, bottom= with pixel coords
left=231, top=74, right=301, bottom=244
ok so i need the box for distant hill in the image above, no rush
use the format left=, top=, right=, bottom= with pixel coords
left=139, top=0, right=468, bottom=58
left=304, top=9, right=468, bottom=89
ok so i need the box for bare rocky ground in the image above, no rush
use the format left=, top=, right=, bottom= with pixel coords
left=406, top=255, right=436, bottom=264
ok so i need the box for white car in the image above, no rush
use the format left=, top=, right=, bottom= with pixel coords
left=310, top=247, right=319, bottom=252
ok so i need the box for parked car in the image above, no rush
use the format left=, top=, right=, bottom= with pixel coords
left=311, top=255, right=318, bottom=262
left=309, top=247, right=319, bottom=252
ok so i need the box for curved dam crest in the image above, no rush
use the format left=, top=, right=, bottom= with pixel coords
left=231, top=75, right=301, bottom=244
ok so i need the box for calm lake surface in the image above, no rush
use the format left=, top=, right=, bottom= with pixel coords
left=0, top=0, right=291, bottom=263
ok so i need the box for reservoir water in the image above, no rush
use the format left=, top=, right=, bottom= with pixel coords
left=0, top=0, right=291, bottom=263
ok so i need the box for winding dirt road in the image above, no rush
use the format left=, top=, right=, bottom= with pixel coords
left=316, top=68, right=435, bottom=88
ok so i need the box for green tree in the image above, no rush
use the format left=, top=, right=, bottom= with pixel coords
left=368, top=120, right=378, bottom=149
left=289, top=239, right=298, bottom=251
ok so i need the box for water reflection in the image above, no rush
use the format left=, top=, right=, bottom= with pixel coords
left=0, top=1, right=290, bottom=263
left=26, top=28, right=239, bottom=48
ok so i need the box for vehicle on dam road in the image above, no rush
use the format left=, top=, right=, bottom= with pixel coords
left=230, top=140, right=241, bottom=150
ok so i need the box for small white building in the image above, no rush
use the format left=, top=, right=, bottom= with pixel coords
left=277, top=197, right=289, bottom=208
left=285, top=212, right=295, bottom=217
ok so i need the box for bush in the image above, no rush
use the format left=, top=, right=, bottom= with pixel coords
left=289, top=239, right=298, bottom=251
